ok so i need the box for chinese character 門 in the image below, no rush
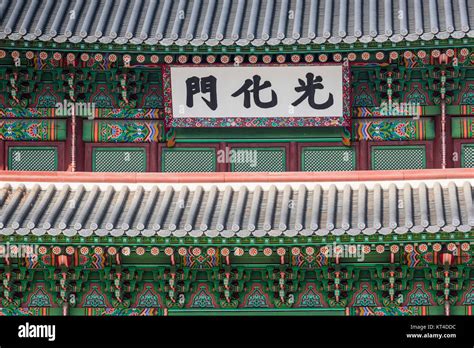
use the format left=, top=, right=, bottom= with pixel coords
left=186, top=75, right=218, bottom=110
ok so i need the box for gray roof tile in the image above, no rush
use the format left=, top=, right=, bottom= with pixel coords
left=1, top=0, right=472, bottom=47
left=0, top=181, right=473, bottom=238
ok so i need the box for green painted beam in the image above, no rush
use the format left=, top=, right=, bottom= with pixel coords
left=452, top=117, right=472, bottom=139
left=1, top=38, right=473, bottom=55
left=1, top=233, right=472, bottom=246
left=175, top=127, right=343, bottom=142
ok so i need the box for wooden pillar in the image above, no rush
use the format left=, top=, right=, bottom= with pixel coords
left=433, top=113, right=452, bottom=168
left=217, top=142, right=227, bottom=172
left=76, top=117, right=85, bottom=171
left=0, top=140, right=5, bottom=170
left=65, top=118, right=72, bottom=171
left=150, top=141, right=159, bottom=172
left=358, top=140, right=369, bottom=170
left=289, top=142, right=298, bottom=171
left=66, top=117, right=85, bottom=172
left=445, top=114, right=453, bottom=168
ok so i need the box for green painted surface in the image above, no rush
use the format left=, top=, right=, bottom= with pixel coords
left=8, top=146, right=58, bottom=171
left=175, top=127, right=343, bottom=142
left=162, top=148, right=217, bottom=172
left=452, top=118, right=462, bottom=139
left=451, top=118, right=473, bottom=139
left=461, top=144, right=474, bottom=168
left=2, top=38, right=473, bottom=55
left=92, top=147, right=147, bottom=172
left=230, top=147, right=287, bottom=172
left=302, top=147, right=356, bottom=171
left=371, top=145, right=427, bottom=170
left=82, top=121, right=93, bottom=142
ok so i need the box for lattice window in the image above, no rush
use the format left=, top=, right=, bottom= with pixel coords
left=92, top=148, right=147, bottom=172
left=162, top=148, right=216, bottom=172
left=371, top=146, right=426, bottom=170
left=231, top=148, right=286, bottom=172
left=461, top=144, right=474, bottom=168
left=8, top=147, right=58, bottom=171
left=302, top=147, right=356, bottom=171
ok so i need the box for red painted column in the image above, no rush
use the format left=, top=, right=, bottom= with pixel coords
left=289, top=142, right=298, bottom=171
left=150, top=141, right=159, bottom=172
left=65, top=118, right=72, bottom=171
left=358, top=140, right=369, bottom=170
left=66, top=117, right=85, bottom=172
left=76, top=117, right=85, bottom=171
left=433, top=114, right=446, bottom=169
left=0, top=140, right=5, bottom=170
left=217, top=142, right=228, bottom=172
left=445, top=114, right=453, bottom=168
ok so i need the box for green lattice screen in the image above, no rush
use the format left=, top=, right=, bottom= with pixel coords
left=162, top=148, right=216, bottom=172
left=8, top=147, right=58, bottom=171
left=302, top=147, right=356, bottom=171
left=231, top=148, right=286, bottom=172
left=371, top=145, right=426, bottom=170
left=461, top=144, right=474, bottom=168
left=92, top=148, right=147, bottom=172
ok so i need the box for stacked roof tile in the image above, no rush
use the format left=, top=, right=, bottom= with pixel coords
left=0, top=181, right=473, bottom=237
left=0, top=0, right=472, bottom=46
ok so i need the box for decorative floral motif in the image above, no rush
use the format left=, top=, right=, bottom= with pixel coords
left=83, top=286, right=107, bottom=308
left=86, top=308, right=159, bottom=316
left=244, top=286, right=269, bottom=308
left=83, top=120, right=165, bottom=142
left=28, top=286, right=52, bottom=307
left=354, top=119, right=432, bottom=141
left=36, top=88, right=60, bottom=108
left=460, top=85, right=474, bottom=105
left=299, top=286, right=323, bottom=308
left=352, top=286, right=378, bottom=307
left=136, top=286, right=160, bottom=308
left=406, top=284, right=433, bottom=306
left=142, top=87, right=163, bottom=108
left=353, top=85, right=377, bottom=107
left=92, top=88, right=114, bottom=108
left=172, top=116, right=344, bottom=128
left=0, top=119, right=66, bottom=141
left=190, top=286, right=215, bottom=308
left=461, top=285, right=474, bottom=305
left=0, top=308, right=50, bottom=316
left=405, top=85, right=428, bottom=105
left=351, top=307, right=422, bottom=316
left=84, top=109, right=162, bottom=119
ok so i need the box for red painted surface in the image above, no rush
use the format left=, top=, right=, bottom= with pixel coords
left=1, top=168, right=474, bottom=184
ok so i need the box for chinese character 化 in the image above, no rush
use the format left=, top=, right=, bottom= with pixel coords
left=231, top=75, right=278, bottom=109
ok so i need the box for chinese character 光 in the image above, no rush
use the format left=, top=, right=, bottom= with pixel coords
left=292, top=73, right=334, bottom=109
left=231, top=75, right=278, bottom=109
left=186, top=75, right=217, bottom=110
